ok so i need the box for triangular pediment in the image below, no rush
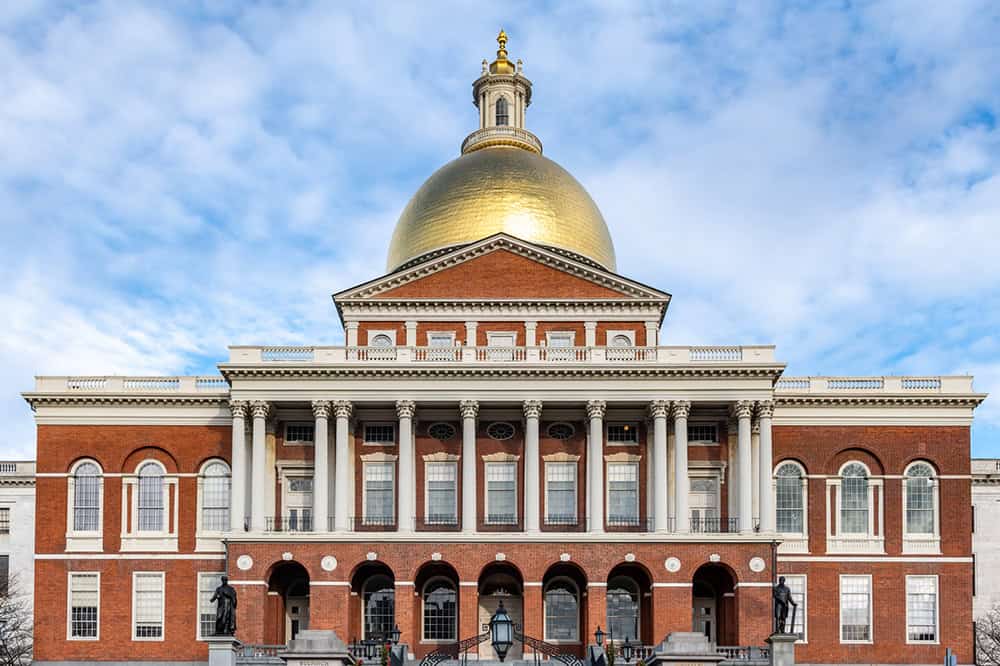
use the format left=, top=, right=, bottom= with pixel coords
left=333, top=234, right=671, bottom=303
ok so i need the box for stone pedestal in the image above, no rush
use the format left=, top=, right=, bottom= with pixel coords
left=206, top=636, right=241, bottom=666
left=645, top=632, right=725, bottom=666
left=279, top=630, right=357, bottom=666
left=765, top=633, right=797, bottom=666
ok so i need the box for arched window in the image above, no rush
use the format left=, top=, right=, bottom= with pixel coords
left=775, top=462, right=805, bottom=534
left=423, top=577, right=457, bottom=641
left=544, top=578, right=579, bottom=642
left=610, top=334, right=633, bottom=347
left=840, top=463, right=869, bottom=535
left=370, top=334, right=393, bottom=348
left=72, top=461, right=102, bottom=532
left=495, top=97, right=509, bottom=126
left=905, top=462, right=936, bottom=535
left=137, top=462, right=165, bottom=532
left=606, top=576, right=640, bottom=641
left=364, top=575, right=395, bottom=639
left=200, top=461, right=231, bottom=533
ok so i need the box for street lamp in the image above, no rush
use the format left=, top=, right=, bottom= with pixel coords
left=621, top=636, right=634, bottom=663
left=594, top=625, right=605, bottom=647
left=489, top=600, right=514, bottom=662
left=389, top=624, right=401, bottom=645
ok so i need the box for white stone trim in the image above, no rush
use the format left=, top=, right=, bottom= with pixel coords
left=481, top=452, right=520, bottom=462
left=604, top=452, right=641, bottom=463
left=66, top=571, right=101, bottom=641
left=131, top=571, right=165, bottom=642
left=904, top=574, right=939, bottom=645
left=423, top=452, right=460, bottom=462
left=360, top=452, right=399, bottom=462
left=542, top=452, right=580, bottom=463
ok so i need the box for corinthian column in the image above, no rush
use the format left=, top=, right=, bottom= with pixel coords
left=460, top=400, right=479, bottom=533
left=757, top=400, right=775, bottom=532
left=249, top=401, right=270, bottom=532
left=312, top=401, right=331, bottom=532
left=732, top=400, right=754, bottom=533
left=586, top=400, right=606, bottom=533
left=229, top=401, right=248, bottom=532
left=396, top=400, right=416, bottom=532
left=523, top=400, right=543, bottom=533
left=333, top=401, right=353, bottom=531
left=672, top=401, right=691, bottom=533
left=649, top=401, right=670, bottom=533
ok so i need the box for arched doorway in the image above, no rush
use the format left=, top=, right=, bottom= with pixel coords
left=352, top=562, right=395, bottom=640
left=478, top=562, right=524, bottom=660
left=414, top=562, right=460, bottom=657
left=606, top=563, right=652, bottom=645
left=267, top=561, right=310, bottom=643
left=542, top=562, right=588, bottom=656
left=691, top=563, right=737, bottom=645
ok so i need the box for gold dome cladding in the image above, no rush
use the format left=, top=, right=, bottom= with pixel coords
left=386, top=146, right=617, bottom=272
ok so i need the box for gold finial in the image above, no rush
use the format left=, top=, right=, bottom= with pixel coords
left=496, top=28, right=508, bottom=60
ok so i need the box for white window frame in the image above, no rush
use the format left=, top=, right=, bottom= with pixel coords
left=902, top=461, right=941, bottom=554
left=121, top=460, right=178, bottom=553
left=826, top=461, right=884, bottom=554
left=279, top=465, right=315, bottom=531
left=905, top=575, right=939, bottom=644
left=545, top=331, right=576, bottom=347
left=421, top=576, right=458, bottom=643
left=363, top=422, right=396, bottom=447
left=544, top=462, right=578, bottom=525
left=606, top=422, right=640, bottom=446
left=486, top=331, right=518, bottom=346
left=423, top=460, right=458, bottom=525
left=543, top=576, right=580, bottom=643
left=196, top=459, right=231, bottom=551
left=66, top=459, right=104, bottom=552
left=774, top=461, right=809, bottom=553
left=66, top=571, right=100, bottom=641
left=484, top=461, right=518, bottom=525
left=284, top=422, right=315, bottom=446
left=838, top=574, right=873, bottom=645
left=131, top=571, right=165, bottom=642
left=606, top=461, right=640, bottom=526
left=687, top=422, right=719, bottom=446
left=781, top=574, right=808, bottom=643
left=197, top=571, right=226, bottom=640
left=427, top=331, right=457, bottom=346
left=362, top=459, right=396, bottom=525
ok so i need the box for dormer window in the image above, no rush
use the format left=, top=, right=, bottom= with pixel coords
left=495, top=97, right=509, bottom=126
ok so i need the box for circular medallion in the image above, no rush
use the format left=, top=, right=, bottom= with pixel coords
left=486, top=422, right=516, bottom=440
left=236, top=555, right=253, bottom=571
left=560, top=553, right=571, bottom=562
left=495, top=552, right=507, bottom=561
left=431, top=552, right=443, bottom=561
left=664, top=557, right=681, bottom=573
left=282, top=552, right=293, bottom=561
left=624, top=553, right=636, bottom=563
left=546, top=422, right=576, bottom=440
left=709, top=553, right=721, bottom=563
left=366, top=551, right=378, bottom=561
left=321, top=556, right=338, bottom=572
left=428, top=423, right=457, bottom=441
left=749, top=557, right=766, bottom=573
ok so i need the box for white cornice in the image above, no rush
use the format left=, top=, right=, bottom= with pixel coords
left=23, top=393, right=229, bottom=409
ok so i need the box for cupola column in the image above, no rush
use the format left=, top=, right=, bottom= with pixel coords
left=523, top=400, right=542, bottom=533
left=586, top=400, right=606, bottom=533
left=460, top=400, right=479, bottom=533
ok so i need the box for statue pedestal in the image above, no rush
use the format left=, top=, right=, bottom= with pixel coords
left=765, top=633, right=797, bottom=666
left=645, top=632, right=726, bottom=666
left=206, top=636, right=241, bottom=666
left=279, top=630, right=357, bottom=666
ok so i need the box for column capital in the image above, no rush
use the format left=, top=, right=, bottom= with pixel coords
left=648, top=400, right=670, bottom=419
left=249, top=400, right=270, bottom=420
left=671, top=400, right=691, bottom=420
left=730, top=400, right=754, bottom=419
left=333, top=400, right=353, bottom=419
left=586, top=400, right=606, bottom=419
left=756, top=400, right=774, bottom=419
left=396, top=400, right=416, bottom=419
left=344, top=321, right=360, bottom=331
left=584, top=321, right=598, bottom=330
left=311, top=400, right=332, bottom=419
left=229, top=400, right=248, bottom=418
left=523, top=400, right=543, bottom=419
left=459, top=400, right=479, bottom=419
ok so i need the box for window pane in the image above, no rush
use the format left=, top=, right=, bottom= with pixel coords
left=199, top=573, right=224, bottom=638
left=607, top=424, right=638, bottom=443
left=134, top=574, right=164, bottom=638
left=426, top=462, right=457, bottom=523
left=365, top=464, right=395, bottom=523
left=0, top=508, right=9, bottom=535
left=687, top=424, right=717, bottom=442
left=840, top=576, right=870, bottom=642
left=783, top=575, right=807, bottom=640
left=286, top=424, right=314, bottom=442
left=776, top=465, right=804, bottom=534
left=201, top=464, right=230, bottom=532
left=365, top=424, right=395, bottom=444
left=906, top=466, right=934, bottom=535
left=423, top=580, right=457, bottom=641
left=364, top=575, right=395, bottom=638
left=608, top=463, right=638, bottom=525
left=607, top=577, right=639, bottom=641
left=487, top=463, right=516, bottom=524
left=545, top=581, right=578, bottom=641
left=70, top=573, right=99, bottom=638
left=840, top=466, right=868, bottom=535
left=907, top=577, right=937, bottom=642
left=137, top=465, right=164, bottom=533
left=73, top=463, right=101, bottom=532
left=546, top=463, right=576, bottom=523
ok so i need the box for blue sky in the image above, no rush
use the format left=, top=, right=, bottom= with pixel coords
left=2, top=1, right=999, bottom=460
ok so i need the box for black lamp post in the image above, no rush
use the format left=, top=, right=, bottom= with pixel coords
left=489, top=600, right=514, bottom=662
left=621, top=636, right=634, bottom=663
left=594, top=625, right=605, bottom=647
left=389, top=624, right=401, bottom=645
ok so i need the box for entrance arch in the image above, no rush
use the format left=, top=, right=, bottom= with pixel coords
left=542, top=562, right=588, bottom=654
left=478, top=562, right=524, bottom=660
left=352, top=561, right=395, bottom=640
left=691, top=563, right=737, bottom=645
left=606, top=563, right=652, bottom=645
left=267, top=561, right=310, bottom=643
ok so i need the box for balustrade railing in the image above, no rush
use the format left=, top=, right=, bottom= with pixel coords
left=265, top=515, right=313, bottom=533
left=475, top=346, right=527, bottom=362
left=540, top=346, right=590, bottom=362
left=605, top=346, right=657, bottom=361
left=689, top=346, right=743, bottom=361
left=262, top=346, right=314, bottom=362
left=718, top=646, right=771, bottom=662
left=412, top=347, right=462, bottom=362
left=690, top=516, right=740, bottom=534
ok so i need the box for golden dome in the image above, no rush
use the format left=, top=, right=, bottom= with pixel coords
left=387, top=146, right=617, bottom=272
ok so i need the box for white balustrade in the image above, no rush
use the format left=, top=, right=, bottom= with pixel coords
left=261, top=346, right=314, bottom=362
left=827, top=378, right=884, bottom=390
left=540, top=346, right=590, bottom=362
left=689, top=346, right=743, bottom=362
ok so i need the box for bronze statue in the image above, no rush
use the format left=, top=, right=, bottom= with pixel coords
left=773, top=576, right=798, bottom=635
left=210, top=575, right=238, bottom=636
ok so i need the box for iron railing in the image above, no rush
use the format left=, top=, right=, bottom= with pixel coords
left=415, top=515, right=461, bottom=531
left=606, top=516, right=654, bottom=532
left=265, top=516, right=313, bottom=532
left=351, top=516, right=397, bottom=531
left=690, top=516, right=741, bottom=534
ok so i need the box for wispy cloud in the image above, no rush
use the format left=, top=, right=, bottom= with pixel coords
left=1, top=1, right=998, bottom=459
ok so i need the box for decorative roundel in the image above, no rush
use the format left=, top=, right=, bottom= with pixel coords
left=282, top=552, right=293, bottom=561
left=546, top=422, right=575, bottom=440
left=236, top=555, right=253, bottom=571
left=560, top=553, right=571, bottom=562
left=320, top=555, right=338, bottom=572
left=749, top=557, right=766, bottom=573
left=431, top=552, right=443, bottom=561
left=428, top=422, right=457, bottom=441
left=624, top=553, right=636, bottom=563
left=664, top=557, right=681, bottom=573
left=709, top=553, right=721, bottom=563
left=486, top=422, right=516, bottom=440
left=366, top=551, right=378, bottom=561
left=495, top=552, right=507, bottom=561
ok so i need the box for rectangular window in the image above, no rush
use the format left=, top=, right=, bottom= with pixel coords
left=906, top=576, right=938, bottom=643
left=545, top=463, right=577, bottom=525
left=546, top=332, right=575, bottom=347
left=364, top=463, right=395, bottom=525
left=783, top=575, right=807, bottom=641
left=486, top=462, right=517, bottom=525
left=607, top=463, right=639, bottom=526
left=68, top=572, right=100, bottom=639
left=839, top=575, right=872, bottom=643
left=133, top=572, right=165, bottom=640
left=425, top=462, right=457, bottom=525
left=198, top=572, right=225, bottom=639
left=285, top=423, right=314, bottom=444
left=428, top=333, right=455, bottom=346
left=0, top=507, right=9, bottom=534
left=0, top=555, right=7, bottom=597
left=364, top=424, right=395, bottom=446
left=284, top=476, right=313, bottom=531
left=687, top=424, right=718, bottom=443
left=607, top=423, right=639, bottom=444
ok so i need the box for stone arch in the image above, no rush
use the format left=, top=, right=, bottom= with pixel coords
left=692, top=562, right=738, bottom=645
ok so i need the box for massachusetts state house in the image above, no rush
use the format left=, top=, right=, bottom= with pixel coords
left=24, top=33, right=985, bottom=666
